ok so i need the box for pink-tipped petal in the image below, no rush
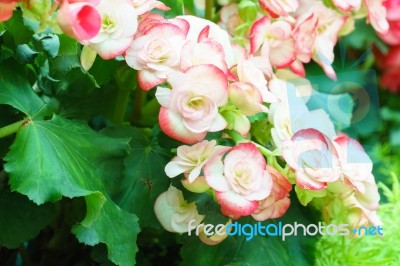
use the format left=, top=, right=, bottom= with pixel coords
left=159, top=107, right=207, bottom=144
left=204, top=152, right=231, bottom=192
left=216, top=191, right=259, bottom=219
left=198, top=25, right=210, bottom=42
left=169, top=18, right=190, bottom=36
left=231, top=143, right=267, bottom=169
left=165, top=160, right=192, bottom=178
left=138, top=70, right=165, bottom=91
left=180, top=40, right=228, bottom=74
left=68, top=0, right=101, bottom=4
left=250, top=16, right=270, bottom=54
left=209, top=114, right=228, bottom=132
left=296, top=171, right=327, bottom=190
left=290, top=60, right=306, bottom=77
left=270, top=38, right=296, bottom=68
left=168, top=64, right=228, bottom=106
left=252, top=197, right=291, bottom=220
left=155, top=87, right=171, bottom=107
left=57, top=2, right=101, bottom=41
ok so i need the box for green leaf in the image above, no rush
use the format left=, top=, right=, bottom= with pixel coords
left=0, top=189, right=56, bottom=249
left=180, top=236, right=238, bottom=266
left=34, top=33, right=60, bottom=58
left=4, top=115, right=128, bottom=203
left=158, top=0, right=185, bottom=17
left=72, top=196, right=139, bottom=266
left=0, top=64, right=51, bottom=119
left=51, top=54, right=81, bottom=77
left=247, top=112, right=268, bottom=123
left=277, top=196, right=319, bottom=266
left=237, top=0, right=258, bottom=22
left=344, top=19, right=387, bottom=53
left=390, top=127, right=400, bottom=146
left=381, top=107, right=400, bottom=123
left=55, top=82, right=117, bottom=120
left=89, top=56, right=118, bottom=86
left=228, top=236, right=291, bottom=266
left=4, top=116, right=139, bottom=265
left=57, top=34, right=78, bottom=55
left=295, top=186, right=327, bottom=206
left=250, top=117, right=272, bottom=147
left=49, top=36, right=80, bottom=79
left=102, top=125, right=171, bottom=229
left=3, top=10, right=32, bottom=45
left=15, top=44, right=38, bottom=63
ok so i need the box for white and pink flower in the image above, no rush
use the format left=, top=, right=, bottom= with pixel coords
left=250, top=16, right=296, bottom=69
left=309, top=5, right=346, bottom=80
left=125, top=17, right=189, bottom=90
left=290, top=12, right=318, bottom=76
left=126, top=15, right=234, bottom=91
left=180, top=38, right=229, bottom=74
left=333, top=134, right=380, bottom=210
left=236, top=59, right=276, bottom=102
left=332, top=0, right=362, bottom=11
left=291, top=0, right=347, bottom=79
left=81, top=0, right=138, bottom=59
left=57, top=0, right=102, bottom=42
left=132, top=0, right=169, bottom=15
left=165, top=140, right=229, bottom=182
left=268, top=77, right=336, bottom=149
left=154, top=186, right=204, bottom=233
left=258, top=0, right=299, bottom=18
left=364, top=0, right=389, bottom=34
left=282, top=128, right=341, bottom=190
left=204, top=143, right=273, bottom=219
left=252, top=166, right=292, bottom=221
left=156, top=64, right=228, bottom=144
left=218, top=3, right=242, bottom=36
left=180, top=15, right=235, bottom=68
left=229, top=82, right=268, bottom=116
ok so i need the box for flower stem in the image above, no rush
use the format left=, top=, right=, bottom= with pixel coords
left=131, top=88, right=146, bottom=125
left=205, top=0, right=214, bottom=20
left=0, top=119, right=27, bottom=139
left=112, top=87, right=131, bottom=125
left=224, top=129, right=247, bottom=143
left=254, top=143, right=273, bottom=156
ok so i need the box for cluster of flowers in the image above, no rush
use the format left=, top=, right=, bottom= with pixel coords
left=1, top=0, right=394, bottom=244
left=219, top=0, right=388, bottom=80
left=144, top=0, right=387, bottom=244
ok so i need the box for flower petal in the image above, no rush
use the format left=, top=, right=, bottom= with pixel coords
left=216, top=190, right=259, bottom=219
left=159, top=107, right=207, bottom=144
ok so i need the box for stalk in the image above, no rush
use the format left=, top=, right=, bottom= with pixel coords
left=205, top=0, right=214, bottom=20
left=131, top=89, right=146, bottom=125
left=0, top=119, right=27, bottom=139
left=111, top=87, right=131, bottom=125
